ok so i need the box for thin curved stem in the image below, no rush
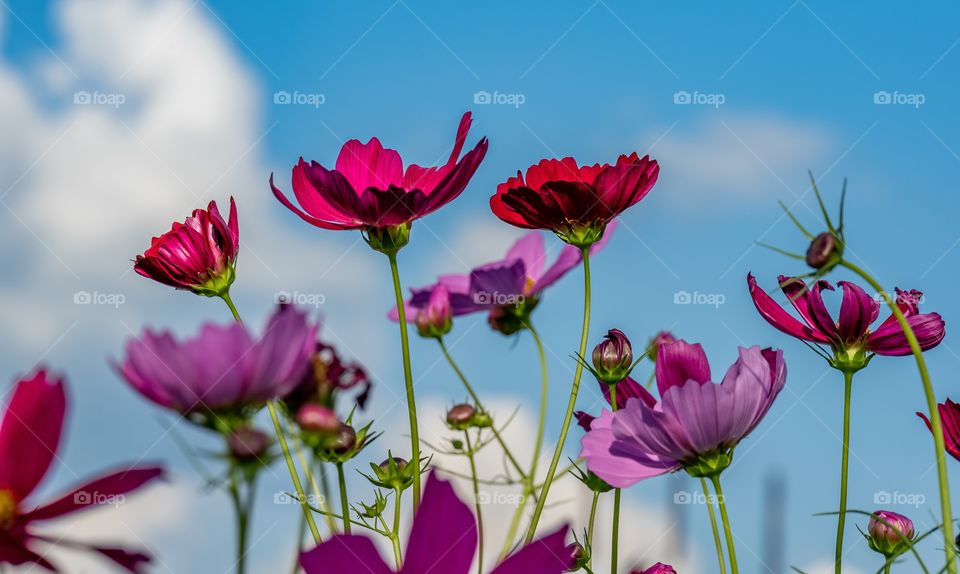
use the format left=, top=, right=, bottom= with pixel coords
left=842, top=259, right=956, bottom=574
left=391, top=488, right=403, bottom=569
left=227, top=470, right=249, bottom=574
left=387, top=252, right=422, bottom=509
left=711, top=475, right=739, bottom=574
left=527, top=323, right=550, bottom=482
left=465, top=432, right=484, bottom=574
left=610, top=384, right=620, bottom=574
left=586, top=491, right=600, bottom=572
left=835, top=370, right=854, bottom=574
left=700, top=477, right=727, bottom=574
left=525, top=248, right=592, bottom=542
left=336, top=463, right=351, bottom=534
left=438, top=338, right=525, bottom=477
left=221, top=291, right=243, bottom=324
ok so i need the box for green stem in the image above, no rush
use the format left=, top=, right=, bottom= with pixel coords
left=524, top=248, right=592, bottom=543
left=227, top=470, right=249, bottom=574
left=842, top=260, right=956, bottom=574
left=610, top=384, right=620, bottom=574
left=700, top=477, right=727, bottom=574
left=387, top=252, right=422, bottom=509
left=586, top=491, right=600, bottom=572
left=527, top=323, right=550, bottom=483
left=319, top=463, right=338, bottom=532
left=336, top=463, right=351, bottom=534
left=711, top=475, right=739, bottom=574
left=218, top=295, right=321, bottom=544
left=465, top=432, right=484, bottom=574
left=391, top=487, right=403, bottom=569
left=883, top=561, right=892, bottom=574
left=500, top=488, right=528, bottom=560
left=438, top=338, right=525, bottom=477
left=836, top=370, right=854, bottom=574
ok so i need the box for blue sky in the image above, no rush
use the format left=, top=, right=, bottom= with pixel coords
left=2, top=1, right=960, bottom=572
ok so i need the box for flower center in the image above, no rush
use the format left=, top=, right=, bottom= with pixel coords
left=0, top=489, right=18, bottom=529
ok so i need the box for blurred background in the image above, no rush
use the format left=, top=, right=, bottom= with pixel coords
left=1, top=1, right=959, bottom=572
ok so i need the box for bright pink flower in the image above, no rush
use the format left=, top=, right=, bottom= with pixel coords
left=490, top=154, right=658, bottom=246
left=633, top=563, right=677, bottom=574
left=748, top=274, right=945, bottom=358
left=581, top=340, right=786, bottom=487
left=917, top=399, right=960, bottom=462
left=271, top=113, right=487, bottom=235
left=134, top=198, right=239, bottom=296
left=116, top=305, right=317, bottom=419
left=0, top=370, right=164, bottom=572
left=413, top=283, right=453, bottom=338
left=300, top=473, right=572, bottom=574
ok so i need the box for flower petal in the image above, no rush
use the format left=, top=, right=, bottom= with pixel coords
left=401, top=473, right=476, bottom=574
left=0, top=370, right=65, bottom=500
left=335, top=137, right=403, bottom=193
left=580, top=407, right=680, bottom=488
left=836, top=281, right=879, bottom=344
left=300, top=535, right=393, bottom=574
left=747, top=274, right=830, bottom=343
left=25, top=467, right=165, bottom=521
left=867, top=312, right=946, bottom=355
left=655, top=339, right=711, bottom=395
left=491, top=526, right=574, bottom=574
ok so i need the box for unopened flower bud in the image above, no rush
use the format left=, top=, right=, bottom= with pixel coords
left=296, top=403, right=340, bottom=434
left=415, top=285, right=453, bottom=338
left=330, top=423, right=357, bottom=454
left=806, top=232, right=839, bottom=269
left=592, top=329, right=633, bottom=384
left=564, top=543, right=588, bottom=572
left=646, top=331, right=677, bottom=363
left=227, top=427, right=270, bottom=461
left=446, top=403, right=475, bottom=429
left=368, top=454, right=417, bottom=490
left=635, top=563, right=677, bottom=574
left=867, top=510, right=915, bottom=558
left=379, top=457, right=408, bottom=474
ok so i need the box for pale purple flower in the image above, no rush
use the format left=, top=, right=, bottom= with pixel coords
left=581, top=340, right=786, bottom=487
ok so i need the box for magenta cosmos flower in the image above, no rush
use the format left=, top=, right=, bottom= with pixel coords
left=134, top=198, right=239, bottom=297
left=633, top=564, right=677, bottom=574
left=581, top=340, right=786, bottom=486
left=391, top=225, right=615, bottom=334
left=918, top=399, right=960, bottom=462
left=300, top=472, right=572, bottom=574
left=0, top=370, right=164, bottom=572
left=748, top=274, right=945, bottom=370
left=271, top=112, right=488, bottom=252
left=490, top=154, right=658, bottom=246
left=116, top=305, right=317, bottom=423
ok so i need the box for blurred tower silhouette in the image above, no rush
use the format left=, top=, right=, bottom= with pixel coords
left=761, top=471, right=787, bottom=573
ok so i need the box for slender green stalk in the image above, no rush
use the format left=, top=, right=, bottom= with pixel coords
left=700, top=477, right=727, bottom=574
left=291, top=507, right=306, bottom=574
left=842, top=260, right=956, bottom=574
left=883, top=561, right=892, bottom=574
left=586, top=491, right=600, bottom=571
left=835, top=370, right=854, bottom=574
left=336, top=463, right=351, bottom=534
left=711, top=475, right=739, bottom=574
left=525, top=248, right=592, bottom=542
left=319, top=463, right=338, bottom=532
left=465, top=432, right=484, bottom=574
left=391, top=488, right=403, bottom=568
left=387, top=252, right=422, bottom=509
left=438, top=338, right=525, bottom=476
left=527, top=323, right=550, bottom=482
left=227, top=470, right=250, bottom=574
left=219, top=295, right=321, bottom=544
left=610, top=384, right=620, bottom=574
left=500, top=490, right=527, bottom=560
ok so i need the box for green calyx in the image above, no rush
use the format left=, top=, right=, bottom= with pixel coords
left=364, top=223, right=411, bottom=255
left=487, top=296, right=540, bottom=336
left=192, top=265, right=236, bottom=298
left=556, top=223, right=606, bottom=248
left=362, top=452, right=429, bottom=491
left=829, top=343, right=872, bottom=374
left=683, top=448, right=735, bottom=478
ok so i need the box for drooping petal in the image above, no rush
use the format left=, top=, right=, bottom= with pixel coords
left=867, top=312, right=946, bottom=355
left=491, top=526, right=574, bottom=574
left=270, top=171, right=358, bottom=230
left=0, top=370, right=65, bottom=500
left=918, top=399, right=960, bottom=461
left=747, top=274, right=830, bottom=343
left=401, top=473, right=476, bottom=574
left=580, top=409, right=678, bottom=488
left=300, top=535, right=393, bottom=574
left=836, top=281, right=879, bottom=344
left=655, top=339, right=711, bottom=395
left=25, top=467, right=165, bottom=521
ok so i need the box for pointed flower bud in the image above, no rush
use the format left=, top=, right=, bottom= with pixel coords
left=227, top=427, right=270, bottom=462
left=806, top=231, right=842, bottom=269
left=592, top=329, right=633, bottom=384
left=446, top=403, right=476, bottom=430
left=415, top=284, right=453, bottom=338
left=296, top=404, right=341, bottom=434
left=867, top=510, right=915, bottom=558
left=330, top=423, right=357, bottom=454
left=368, top=456, right=417, bottom=491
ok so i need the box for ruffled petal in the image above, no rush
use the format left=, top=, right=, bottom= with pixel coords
left=0, top=370, right=65, bottom=500
left=836, top=281, right=879, bottom=344
left=867, top=312, right=945, bottom=355
left=655, top=339, right=711, bottom=395
left=335, top=138, right=403, bottom=193
left=747, top=274, right=831, bottom=343
left=580, top=409, right=678, bottom=488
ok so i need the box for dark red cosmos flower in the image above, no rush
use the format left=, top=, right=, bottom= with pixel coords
left=918, top=399, right=960, bottom=462
left=134, top=198, right=239, bottom=297
left=490, top=153, right=659, bottom=246
left=271, top=112, right=488, bottom=252
left=0, top=370, right=164, bottom=572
